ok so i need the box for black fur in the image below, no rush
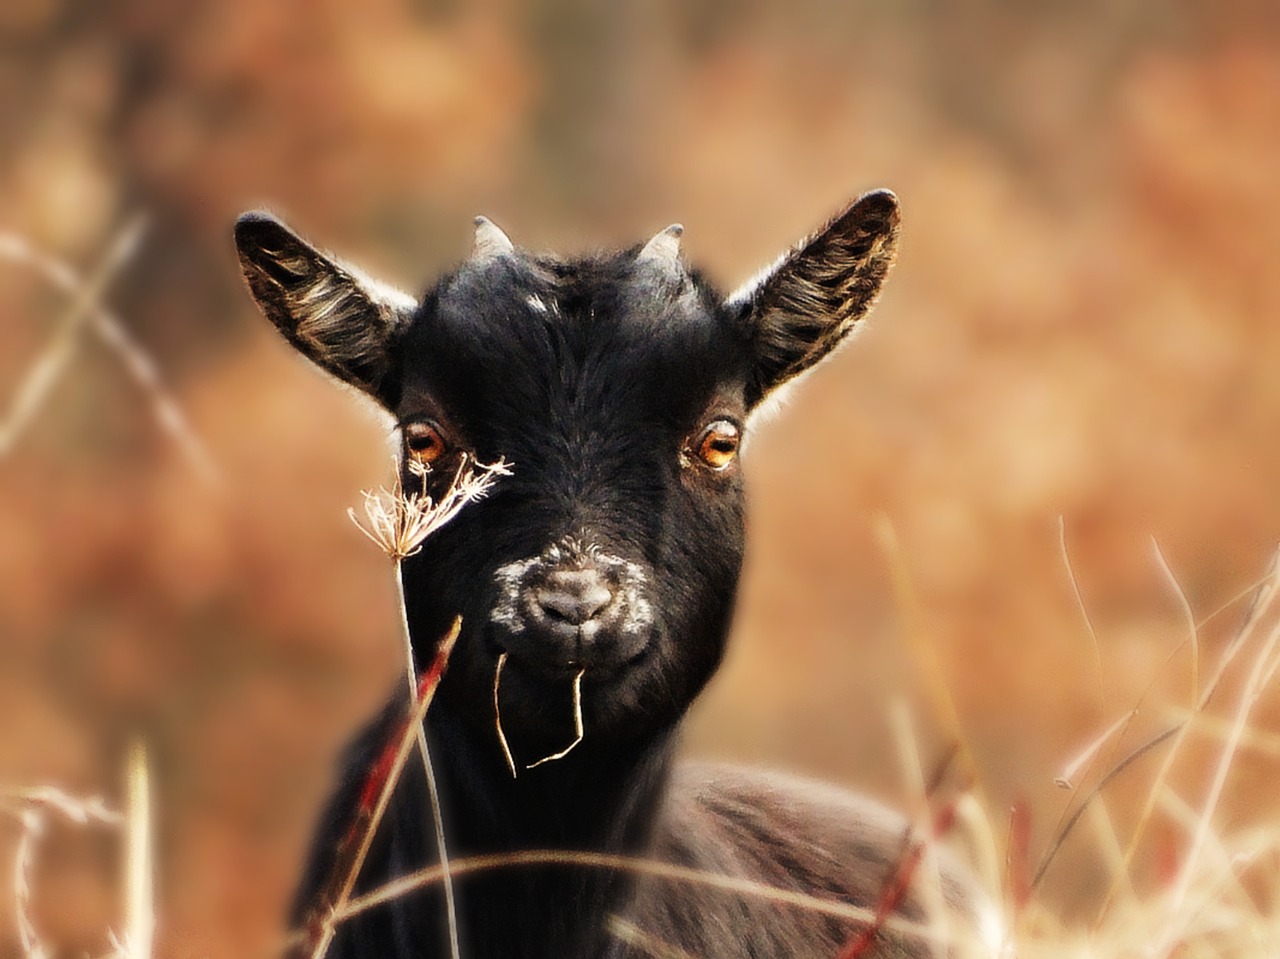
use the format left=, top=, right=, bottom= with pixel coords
left=234, top=192, right=985, bottom=959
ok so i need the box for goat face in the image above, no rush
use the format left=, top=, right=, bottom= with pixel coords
left=234, top=193, right=899, bottom=760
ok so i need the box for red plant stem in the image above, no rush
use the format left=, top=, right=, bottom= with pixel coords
left=834, top=799, right=961, bottom=959
left=292, top=617, right=461, bottom=959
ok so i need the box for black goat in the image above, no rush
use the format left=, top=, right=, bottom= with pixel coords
left=234, top=192, right=991, bottom=959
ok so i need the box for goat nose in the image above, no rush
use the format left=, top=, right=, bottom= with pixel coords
left=535, top=569, right=613, bottom=625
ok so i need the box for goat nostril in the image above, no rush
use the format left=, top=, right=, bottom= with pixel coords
left=535, top=570, right=613, bottom=626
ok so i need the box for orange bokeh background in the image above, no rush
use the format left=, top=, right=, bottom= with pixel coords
left=2, top=3, right=1280, bottom=957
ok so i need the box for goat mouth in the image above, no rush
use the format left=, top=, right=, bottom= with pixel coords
left=485, top=637, right=649, bottom=687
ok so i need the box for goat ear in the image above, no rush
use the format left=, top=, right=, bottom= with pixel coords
left=234, top=211, right=416, bottom=404
left=730, top=190, right=900, bottom=406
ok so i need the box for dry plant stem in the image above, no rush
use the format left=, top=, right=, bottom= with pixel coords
left=1031, top=724, right=1179, bottom=892
left=1042, top=656, right=1174, bottom=894
left=125, top=738, right=153, bottom=959
left=2, top=787, right=121, bottom=959
left=835, top=801, right=962, bottom=959
left=304, top=618, right=460, bottom=959
left=1154, top=788, right=1256, bottom=917
left=1152, top=589, right=1280, bottom=955
left=887, top=700, right=949, bottom=959
left=1004, top=799, right=1032, bottom=918
left=0, top=216, right=147, bottom=457
left=0, top=787, right=118, bottom=823
left=951, top=794, right=1000, bottom=913
left=1193, top=569, right=1279, bottom=633
left=328, top=849, right=952, bottom=951
left=493, top=654, right=587, bottom=777
left=836, top=732, right=963, bottom=959
left=525, top=669, right=586, bottom=769
left=1058, top=516, right=1106, bottom=711
left=1051, top=520, right=1170, bottom=881
left=413, top=729, right=459, bottom=959
left=1056, top=713, right=1133, bottom=790
left=1082, top=796, right=1136, bottom=912
left=1167, top=705, right=1280, bottom=760
left=318, top=455, right=505, bottom=959
left=872, top=515, right=986, bottom=809
left=493, top=653, right=519, bottom=778
left=14, top=810, right=44, bottom=959
left=1151, top=536, right=1200, bottom=703
left=394, top=572, right=460, bottom=959
left=0, top=228, right=219, bottom=486
left=1096, top=556, right=1279, bottom=923
left=1050, top=519, right=1153, bottom=896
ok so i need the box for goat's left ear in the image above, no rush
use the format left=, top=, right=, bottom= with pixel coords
left=729, top=190, right=900, bottom=406
left=234, top=211, right=416, bottom=406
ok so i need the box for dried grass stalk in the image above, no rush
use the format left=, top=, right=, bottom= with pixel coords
left=0, top=226, right=218, bottom=485
left=331, top=849, right=942, bottom=949
left=1, top=787, right=122, bottom=959
left=1097, top=552, right=1280, bottom=920
left=350, top=450, right=510, bottom=959
left=0, top=217, right=147, bottom=458
left=836, top=725, right=963, bottom=959
left=1058, top=515, right=1106, bottom=711
left=124, top=737, right=152, bottom=959
left=493, top=653, right=586, bottom=777
left=296, top=618, right=460, bottom=959
left=493, top=652, right=519, bottom=779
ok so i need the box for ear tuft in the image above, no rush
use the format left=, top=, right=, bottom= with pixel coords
left=732, top=190, right=901, bottom=405
left=234, top=211, right=415, bottom=404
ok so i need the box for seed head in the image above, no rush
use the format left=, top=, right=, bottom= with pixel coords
left=348, top=455, right=512, bottom=561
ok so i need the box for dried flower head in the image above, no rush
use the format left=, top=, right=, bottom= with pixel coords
left=348, top=454, right=512, bottom=561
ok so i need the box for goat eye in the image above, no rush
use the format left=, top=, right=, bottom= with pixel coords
left=693, top=420, right=740, bottom=471
left=403, top=422, right=448, bottom=467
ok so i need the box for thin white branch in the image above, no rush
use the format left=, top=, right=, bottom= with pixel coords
left=1150, top=536, right=1199, bottom=704
left=525, top=669, right=586, bottom=770
left=1058, top=515, right=1105, bottom=710
left=0, top=218, right=146, bottom=457
left=124, top=738, right=153, bottom=959
left=395, top=573, right=460, bottom=959
left=0, top=226, right=219, bottom=486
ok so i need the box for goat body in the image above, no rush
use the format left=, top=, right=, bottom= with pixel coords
left=235, top=193, right=985, bottom=958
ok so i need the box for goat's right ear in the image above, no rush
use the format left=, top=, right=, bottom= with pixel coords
left=730, top=190, right=900, bottom=407
left=234, top=212, right=416, bottom=405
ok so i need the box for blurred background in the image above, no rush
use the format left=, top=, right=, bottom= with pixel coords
left=2, top=1, right=1280, bottom=956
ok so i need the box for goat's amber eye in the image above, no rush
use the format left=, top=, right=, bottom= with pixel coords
left=694, top=420, right=740, bottom=470
left=404, top=422, right=448, bottom=467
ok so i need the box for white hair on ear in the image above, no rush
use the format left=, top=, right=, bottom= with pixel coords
left=742, top=372, right=800, bottom=450
left=724, top=247, right=791, bottom=311
left=741, top=305, right=873, bottom=452
left=345, top=261, right=419, bottom=316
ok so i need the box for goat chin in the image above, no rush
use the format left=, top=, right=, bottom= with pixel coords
left=236, top=190, right=995, bottom=959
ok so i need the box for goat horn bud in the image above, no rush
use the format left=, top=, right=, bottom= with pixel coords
left=472, top=215, right=515, bottom=261
left=637, top=223, right=684, bottom=266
